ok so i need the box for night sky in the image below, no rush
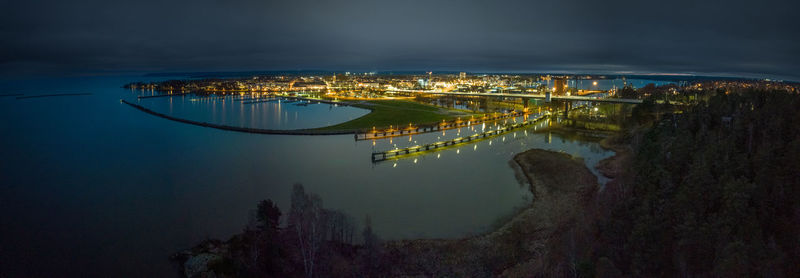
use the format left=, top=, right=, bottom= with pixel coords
left=2, top=0, right=798, bottom=79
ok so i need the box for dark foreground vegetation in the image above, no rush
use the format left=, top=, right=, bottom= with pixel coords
left=175, top=149, right=601, bottom=277
left=587, top=89, right=800, bottom=276
left=173, top=184, right=374, bottom=277
left=176, top=88, right=800, bottom=277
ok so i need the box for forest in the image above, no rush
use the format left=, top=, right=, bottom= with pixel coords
left=586, top=88, right=800, bottom=276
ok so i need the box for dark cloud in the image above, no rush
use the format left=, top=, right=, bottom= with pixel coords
left=1, top=0, right=798, bottom=79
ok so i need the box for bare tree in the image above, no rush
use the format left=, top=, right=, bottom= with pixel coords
left=288, top=183, right=329, bottom=278
left=327, top=210, right=355, bottom=245
left=361, top=215, right=382, bottom=276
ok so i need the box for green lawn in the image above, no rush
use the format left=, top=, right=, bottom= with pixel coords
left=316, top=99, right=478, bottom=131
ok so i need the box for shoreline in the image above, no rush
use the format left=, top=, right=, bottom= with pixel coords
left=122, top=98, right=480, bottom=136
left=172, top=137, right=624, bottom=276
left=370, top=149, right=605, bottom=276
left=596, top=133, right=633, bottom=180
left=122, top=99, right=359, bottom=135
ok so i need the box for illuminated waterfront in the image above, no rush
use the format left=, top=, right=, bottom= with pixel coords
left=0, top=76, right=613, bottom=276
left=5, top=72, right=792, bottom=277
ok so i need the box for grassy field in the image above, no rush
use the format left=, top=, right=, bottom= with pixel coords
left=316, top=99, right=478, bottom=131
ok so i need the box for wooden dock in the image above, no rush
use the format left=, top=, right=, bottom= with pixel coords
left=192, top=96, right=227, bottom=100
left=355, top=111, right=528, bottom=141
left=234, top=97, right=273, bottom=101
left=242, top=98, right=279, bottom=104
left=371, top=114, right=548, bottom=162
left=280, top=96, right=351, bottom=106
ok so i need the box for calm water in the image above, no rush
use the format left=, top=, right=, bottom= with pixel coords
left=545, top=78, right=675, bottom=91
left=134, top=94, right=369, bottom=129
left=0, top=76, right=613, bottom=277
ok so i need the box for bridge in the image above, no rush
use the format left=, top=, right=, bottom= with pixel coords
left=386, top=88, right=643, bottom=104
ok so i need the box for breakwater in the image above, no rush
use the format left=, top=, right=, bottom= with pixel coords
left=121, top=99, right=355, bottom=135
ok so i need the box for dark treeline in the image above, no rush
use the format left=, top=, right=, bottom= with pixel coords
left=616, top=83, right=695, bottom=104
left=585, top=89, right=800, bottom=276
left=178, top=184, right=383, bottom=277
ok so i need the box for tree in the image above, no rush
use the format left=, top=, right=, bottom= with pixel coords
left=361, top=215, right=383, bottom=277
left=288, top=184, right=328, bottom=278
left=236, top=199, right=285, bottom=277
left=595, top=89, right=800, bottom=276
left=257, top=199, right=282, bottom=232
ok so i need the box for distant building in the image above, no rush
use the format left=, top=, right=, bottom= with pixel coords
left=554, top=77, right=566, bottom=96
left=359, top=81, right=380, bottom=88
left=417, top=79, right=428, bottom=89
left=292, top=80, right=326, bottom=90
left=459, top=72, right=466, bottom=79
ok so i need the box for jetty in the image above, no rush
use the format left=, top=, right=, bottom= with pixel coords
left=242, top=98, right=278, bottom=104
left=192, top=96, right=227, bottom=100
left=121, top=99, right=355, bottom=135
left=233, top=97, right=270, bottom=101
left=281, top=96, right=351, bottom=106
left=355, top=111, right=529, bottom=141
left=371, top=114, right=548, bottom=163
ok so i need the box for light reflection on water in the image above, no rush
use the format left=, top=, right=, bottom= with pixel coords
left=136, top=94, right=370, bottom=129
left=371, top=117, right=613, bottom=185
left=564, top=78, right=675, bottom=91
left=0, top=76, right=614, bottom=277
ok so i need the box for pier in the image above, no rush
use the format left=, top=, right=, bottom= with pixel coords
left=355, top=111, right=529, bottom=141
left=280, top=95, right=351, bottom=106
left=241, top=98, right=279, bottom=104
left=371, top=114, right=549, bottom=162
left=192, top=96, right=227, bottom=100
left=234, top=97, right=273, bottom=101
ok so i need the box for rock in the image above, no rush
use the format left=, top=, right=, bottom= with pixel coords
left=184, top=253, right=222, bottom=278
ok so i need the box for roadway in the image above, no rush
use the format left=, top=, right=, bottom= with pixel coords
left=386, top=89, right=643, bottom=104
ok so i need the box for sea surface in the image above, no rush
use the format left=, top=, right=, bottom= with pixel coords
left=1, top=75, right=614, bottom=277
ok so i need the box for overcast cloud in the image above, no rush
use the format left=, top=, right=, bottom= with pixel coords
left=1, top=0, right=798, bottom=79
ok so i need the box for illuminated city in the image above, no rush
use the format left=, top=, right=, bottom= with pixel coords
left=2, top=0, right=799, bottom=277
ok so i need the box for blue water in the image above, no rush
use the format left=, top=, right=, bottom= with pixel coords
left=542, top=78, right=675, bottom=91
left=0, top=76, right=613, bottom=277
left=132, top=94, right=368, bottom=129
